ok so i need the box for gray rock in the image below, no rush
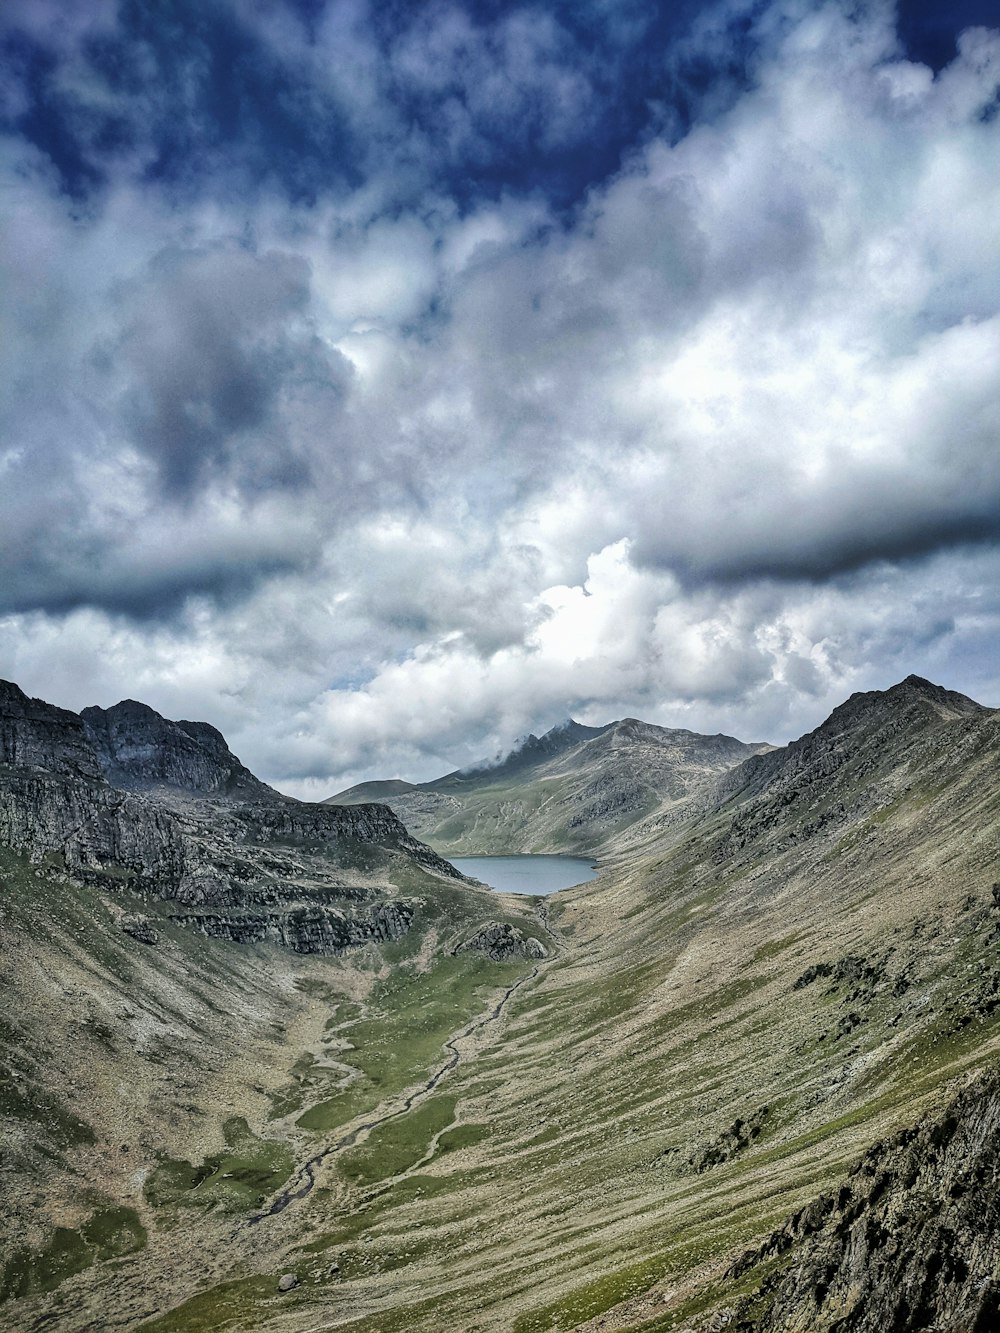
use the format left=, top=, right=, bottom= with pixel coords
left=277, top=1273, right=299, bottom=1292
left=455, top=921, right=548, bottom=962
left=169, top=900, right=414, bottom=953
left=729, top=1066, right=1000, bottom=1331
left=121, top=915, right=158, bottom=945
left=0, top=675, right=456, bottom=956
left=81, top=698, right=273, bottom=799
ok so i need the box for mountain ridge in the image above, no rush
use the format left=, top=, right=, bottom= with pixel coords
left=328, top=714, right=773, bottom=855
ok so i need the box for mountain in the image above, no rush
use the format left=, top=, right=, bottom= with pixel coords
left=0, top=678, right=465, bottom=934
left=328, top=715, right=772, bottom=854
left=80, top=698, right=274, bottom=799
left=4, top=674, right=1000, bottom=1332
left=1, top=676, right=553, bottom=1328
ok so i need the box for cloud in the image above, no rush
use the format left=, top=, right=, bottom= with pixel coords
left=3, top=0, right=1000, bottom=788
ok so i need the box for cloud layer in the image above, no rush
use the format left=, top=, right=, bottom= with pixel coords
left=3, top=0, right=1000, bottom=791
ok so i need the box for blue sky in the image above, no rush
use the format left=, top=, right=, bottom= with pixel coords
left=3, top=1, right=1000, bottom=791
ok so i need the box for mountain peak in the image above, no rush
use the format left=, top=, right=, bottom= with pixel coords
left=81, top=699, right=272, bottom=798
left=0, top=678, right=103, bottom=780
left=837, top=675, right=988, bottom=726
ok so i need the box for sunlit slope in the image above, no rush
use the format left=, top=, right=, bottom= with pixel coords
left=329, top=717, right=769, bottom=856
left=109, top=675, right=1000, bottom=1332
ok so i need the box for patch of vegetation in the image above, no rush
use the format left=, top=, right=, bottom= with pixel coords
left=0, top=1078, right=95, bottom=1149
left=292, top=953, right=527, bottom=1133
left=144, top=1117, right=294, bottom=1215
left=512, top=1251, right=675, bottom=1332
left=338, top=1096, right=457, bottom=1184
left=437, top=1120, right=491, bottom=1154
left=0, top=1206, right=145, bottom=1303
left=521, top=1124, right=561, bottom=1149
left=136, top=1276, right=282, bottom=1332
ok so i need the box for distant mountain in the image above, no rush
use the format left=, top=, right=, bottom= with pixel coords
left=328, top=716, right=772, bottom=854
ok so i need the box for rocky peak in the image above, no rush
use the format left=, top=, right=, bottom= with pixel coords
left=713, top=674, right=993, bottom=860
left=81, top=699, right=273, bottom=799
left=0, top=679, right=103, bottom=781
left=817, top=675, right=987, bottom=742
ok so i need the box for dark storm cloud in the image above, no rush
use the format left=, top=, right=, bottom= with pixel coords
left=4, top=0, right=1000, bottom=790
left=112, top=246, right=349, bottom=499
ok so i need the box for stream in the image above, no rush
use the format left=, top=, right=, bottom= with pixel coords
left=250, top=965, right=539, bottom=1221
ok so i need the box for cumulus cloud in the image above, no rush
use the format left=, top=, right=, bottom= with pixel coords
left=3, top=0, right=1000, bottom=789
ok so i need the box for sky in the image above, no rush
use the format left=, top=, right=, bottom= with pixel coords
left=3, top=0, right=1000, bottom=796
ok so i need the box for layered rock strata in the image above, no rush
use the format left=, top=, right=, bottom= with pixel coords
left=0, top=679, right=458, bottom=954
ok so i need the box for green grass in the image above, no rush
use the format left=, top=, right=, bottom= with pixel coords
left=0, top=1206, right=146, bottom=1303
left=144, top=1117, right=294, bottom=1215
left=291, top=953, right=527, bottom=1132
left=0, top=1077, right=95, bottom=1149
left=137, top=1277, right=283, bottom=1332
left=338, top=1095, right=457, bottom=1184
left=437, top=1120, right=491, bottom=1153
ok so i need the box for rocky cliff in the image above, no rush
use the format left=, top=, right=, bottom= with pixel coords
left=81, top=699, right=274, bottom=799
left=0, top=679, right=462, bottom=954
left=169, top=899, right=414, bottom=953
left=731, top=1065, right=1000, bottom=1332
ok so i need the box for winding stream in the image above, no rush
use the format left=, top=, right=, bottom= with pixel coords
left=251, top=965, right=540, bottom=1222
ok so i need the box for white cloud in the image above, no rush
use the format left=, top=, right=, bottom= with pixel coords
left=3, top=0, right=1000, bottom=789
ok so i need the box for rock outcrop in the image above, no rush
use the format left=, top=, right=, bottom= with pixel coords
left=0, top=679, right=104, bottom=780
left=81, top=699, right=273, bottom=799
left=455, top=921, right=547, bottom=961
left=169, top=900, right=413, bottom=953
left=730, top=1066, right=1000, bottom=1332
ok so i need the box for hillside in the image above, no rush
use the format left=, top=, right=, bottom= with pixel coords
left=0, top=680, right=549, bottom=1329
left=328, top=717, right=772, bottom=855
left=4, top=675, right=1000, bottom=1332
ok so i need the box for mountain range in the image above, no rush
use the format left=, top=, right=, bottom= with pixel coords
left=2, top=673, right=1000, bottom=1331
left=328, top=717, right=773, bottom=855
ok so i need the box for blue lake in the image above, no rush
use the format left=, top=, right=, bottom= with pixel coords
left=448, top=854, right=598, bottom=896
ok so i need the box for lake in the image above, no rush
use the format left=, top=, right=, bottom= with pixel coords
left=448, top=854, right=598, bottom=896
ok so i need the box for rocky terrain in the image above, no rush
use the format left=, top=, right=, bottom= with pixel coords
left=3, top=673, right=1000, bottom=1332
left=729, top=1064, right=1000, bottom=1331
left=329, top=716, right=771, bottom=855
left=0, top=680, right=463, bottom=949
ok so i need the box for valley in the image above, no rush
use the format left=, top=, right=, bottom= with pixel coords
left=2, top=675, right=1000, bottom=1331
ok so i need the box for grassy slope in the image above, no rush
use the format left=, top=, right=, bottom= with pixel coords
left=112, top=693, right=1000, bottom=1333
left=9, top=687, right=1000, bottom=1333
left=0, top=843, right=541, bottom=1333
left=332, top=725, right=766, bottom=858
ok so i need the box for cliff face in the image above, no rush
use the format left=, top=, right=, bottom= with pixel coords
left=168, top=899, right=414, bottom=953
left=0, top=679, right=459, bottom=954
left=81, top=699, right=274, bottom=799
left=0, top=679, right=103, bottom=780
left=732, top=1066, right=1000, bottom=1332
left=0, top=682, right=189, bottom=893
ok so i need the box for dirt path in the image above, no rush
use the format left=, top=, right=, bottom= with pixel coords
left=249, top=964, right=540, bottom=1223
